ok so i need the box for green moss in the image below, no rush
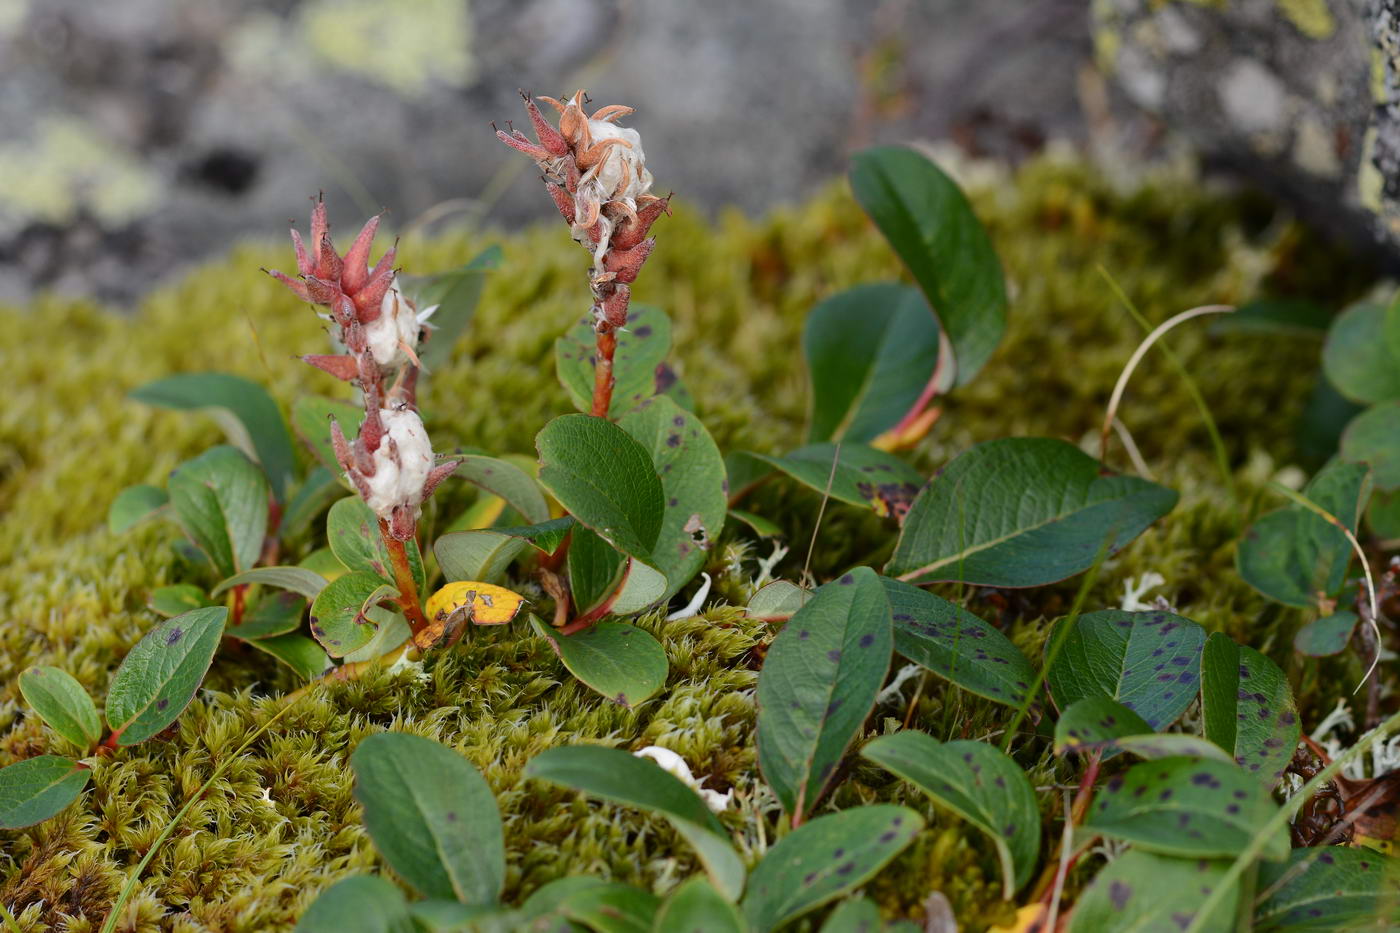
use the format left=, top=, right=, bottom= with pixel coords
left=0, top=155, right=1379, bottom=929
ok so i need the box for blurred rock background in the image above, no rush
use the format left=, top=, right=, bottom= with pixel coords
left=0, top=0, right=1390, bottom=303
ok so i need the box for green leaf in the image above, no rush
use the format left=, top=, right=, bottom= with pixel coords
left=309, top=570, right=394, bottom=658
left=105, top=607, right=227, bottom=746
left=282, top=467, right=344, bottom=541
left=1255, top=847, right=1400, bottom=932
left=804, top=283, right=940, bottom=444
left=517, top=878, right=611, bottom=930
left=409, top=900, right=503, bottom=933
left=0, top=756, right=91, bottom=829
left=1045, top=609, right=1206, bottom=730
left=737, top=444, right=925, bottom=514
left=327, top=497, right=426, bottom=594
left=1297, top=376, right=1365, bottom=469
left=1368, top=487, right=1400, bottom=538
left=1067, top=849, right=1237, bottom=933
left=229, top=591, right=305, bottom=639
left=1083, top=756, right=1289, bottom=860
left=1199, top=634, right=1301, bottom=787
left=568, top=526, right=631, bottom=615
left=1340, top=401, right=1400, bottom=490
left=537, top=414, right=665, bottom=560
left=168, top=446, right=271, bottom=578
left=746, top=581, right=809, bottom=622
left=1293, top=610, right=1358, bottom=656
left=609, top=558, right=669, bottom=616
left=350, top=732, right=506, bottom=904
left=881, top=576, right=1036, bottom=708
left=213, top=566, right=328, bottom=600
left=530, top=617, right=668, bottom=707
left=451, top=455, right=550, bottom=525
left=556, top=304, right=672, bottom=418
left=434, top=517, right=575, bottom=584
left=294, top=875, right=415, bottom=933
left=849, top=146, right=1006, bottom=385
left=400, top=245, right=500, bottom=370
left=292, top=395, right=363, bottom=476
left=525, top=745, right=745, bottom=900
left=1210, top=298, right=1331, bottom=338
left=131, top=372, right=296, bottom=499
left=18, top=667, right=101, bottom=750
left=757, top=568, right=892, bottom=821
left=861, top=732, right=1039, bottom=896
left=148, top=584, right=213, bottom=618
left=742, top=805, right=923, bottom=933
left=619, top=396, right=727, bottom=599
left=247, top=632, right=333, bottom=680
left=729, top=508, right=784, bottom=538
left=655, top=877, right=746, bottom=933
left=1322, top=302, right=1400, bottom=404
left=1054, top=696, right=1154, bottom=754
left=1237, top=460, right=1371, bottom=607
left=819, top=898, right=883, bottom=933
left=558, top=882, right=661, bottom=933
left=108, top=484, right=169, bottom=534
left=888, top=438, right=1177, bottom=586
left=342, top=608, right=412, bottom=664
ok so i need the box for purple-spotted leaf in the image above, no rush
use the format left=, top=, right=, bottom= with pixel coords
left=888, top=439, right=1177, bottom=586
left=1293, top=610, right=1359, bottom=657
left=741, top=805, right=923, bottom=932
left=555, top=304, right=671, bottom=419
left=529, top=616, right=667, bottom=707
left=524, top=745, right=744, bottom=900
left=1255, top=847, right=1400, bottom=931
left=757, top=567, right=892, bottom=822
left=655, top=878, right=745, bottom=933
left=1200, top=634, right=1301, bottom=787
left=1054, top=697, right=1234, bottom=762
left=1045, top=609, right=1206, bottom=730
left=735, top=444, right=924, bottom=516
left=861, top=732, right=1040, bottom=896
left=350, top=733, right=505, bottom=905
left=1237, top=459, right=1370, bottom=608
left=309, top=571, right=395, bottom=658
left=18, top=667, right=101, bottom=751
left=327, top=497, right=426, bottom=594
left=881, top=576, right=1036, bottom=708
left=537, top=414, right=665, bottom=562
left=168, top=446, right=271, bottom=578
left=619, top=395, right=727, bottom=600
left=1068, top=849, right=1237, bottom=933
left=247, top=633, right=333, bottom=680
left=148, top=584, right=213, bottom=618
left=849, top=146, right=1006, bottom=385
left=0, top=756, right=91, bottom=829
left=105, top=607, right=227, bottom=746
left=1083, top=757, right=1289, bottom=860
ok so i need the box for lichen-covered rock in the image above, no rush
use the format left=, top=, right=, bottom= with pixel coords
left=1093, top=0, right=1400, bottom=258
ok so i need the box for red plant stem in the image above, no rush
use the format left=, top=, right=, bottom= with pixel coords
left=590, top=328, right=618, bottom=418
left=379, top=519, right=429, bottom=635
left=885, top=349, right=945, bottom=439
left=1029, top=752, right=1103, bottom=904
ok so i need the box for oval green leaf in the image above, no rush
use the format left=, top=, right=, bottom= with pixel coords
left=746, top=580, right=809, bottom=622
left=820, top=898, right=884, bottom=933
left=105, top=606, right=227, bottom=746
left=229, top=591, right=306, bottom=640
left=451, top=454, right=550, bottom=525
left=736, top=444, right=924, bottom=516
left=309, top=570, right=394, bottom=658
left=525, top=745, right=744, bottom=900
left=888, top=438, right=1177, bottom=586
left=537, top=414, right=665, bottom=561
left=1200, top=634, right=1301, bottom=787
left=1322, top=302, right=1400, bottom=404
left=1068, top=849, right=1237, bottom=933
left=327, top=497, right=426, bottom=594
left=1341, top=401, right=1400, bottom=490
left=350, top=732, right=506, bottom=904
left=0, top=756, right=91, bottom=829
left=108, top=483, right=169, bottom=534
left=168, top=446, right=271, bottom=578
left=530, top=617, right=667, bottom=707
left=148, top=584, right=213, bottom=618
left=294, top=875, right=415, bottom=933
left=132, top=372, right=296, bottom=499
left=741, top=805, right=923, bottom=933
left=655, top=877, right=746, bottom=933
left=804, top=283, right=941, bottom=444
left=861, top=732, right=1040, bottom=896
left=556, top=304, right=672, bottom=418
left=757, top=567, right=892, bottom=821
left=1045, top=609, right=1205, bottom=731
left=1083, top=756, right=1289, bottom=860
left=849, top=146, right=1007, bottom=385
left=434, top=516, right=574, bottom=585
left=1255, top=847, right=1400, bottom=932
left=291, top=395, right=363, bottom=477
left=19, top=666, right=101, bottom=751
left=558, top=882, right=661, bottom=933
left=881, top=576, right=1036, bottom=708
left=1293, top=610, right=1358, bottom=657
left=247, top=632, right=333, bottom=680
left=212, top=566, right=328, bottom=600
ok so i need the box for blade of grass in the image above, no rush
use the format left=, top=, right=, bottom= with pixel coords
left=0, top=898, right=20, bottom=933
left=1097, top=266, right=1237, bottom=503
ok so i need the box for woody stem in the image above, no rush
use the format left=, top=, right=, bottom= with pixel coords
left=591, top=327, right=617, bottom=418
left=380, top=519, right=429, bottom=635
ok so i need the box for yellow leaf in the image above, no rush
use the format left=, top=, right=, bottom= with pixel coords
left=426, top=581, right=527, bottom=627
left=986, top=904, right=1048, bottom=933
